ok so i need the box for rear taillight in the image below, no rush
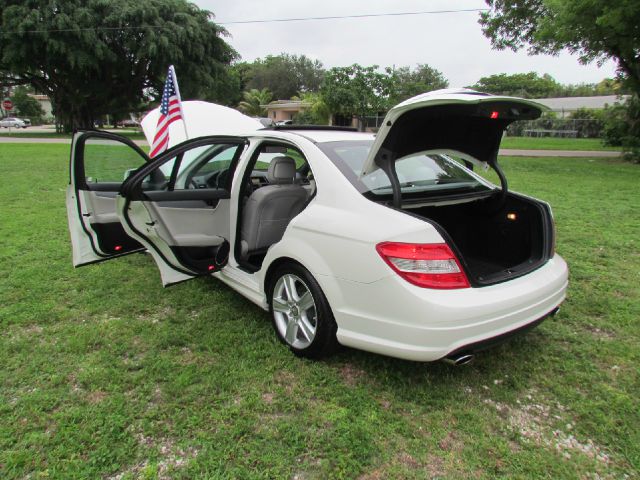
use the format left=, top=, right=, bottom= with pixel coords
left=376, top=242, right=470, bottom=289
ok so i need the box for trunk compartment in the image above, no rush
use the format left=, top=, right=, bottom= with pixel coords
left=404, top=193, right=554, bottom=286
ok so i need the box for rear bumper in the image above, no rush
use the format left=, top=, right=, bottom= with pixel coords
left=320, top=254, right=568, bottom=362
left=443, top=306, right=559, bottom=360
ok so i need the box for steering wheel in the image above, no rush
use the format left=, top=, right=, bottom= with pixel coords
left=188, top=170, right=220, bottom=189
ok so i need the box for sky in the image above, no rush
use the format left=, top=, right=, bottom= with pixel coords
left=195, top=0, right=618, bottom=88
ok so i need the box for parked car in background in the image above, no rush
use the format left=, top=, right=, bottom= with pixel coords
left=118, top=119, right=140, bottom=128
left=66, top=91, right=568, bottom=364
left=0, top=117, right=27, bottom=128
left=22, top=119, right=31, bottom=127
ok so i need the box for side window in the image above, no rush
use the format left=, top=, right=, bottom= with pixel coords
left=141, top=142, right=241, bottom=192
left=252, top=146, right=312, bottom=185
left=83, top=138, right=147, bottom=185
left=176, top=144, right=240, bottom=190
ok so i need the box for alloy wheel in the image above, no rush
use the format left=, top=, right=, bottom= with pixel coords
left=272, top=273, right=317, bottom=349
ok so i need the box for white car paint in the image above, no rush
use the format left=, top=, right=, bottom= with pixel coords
left=67, top=91, right=568, bottom=362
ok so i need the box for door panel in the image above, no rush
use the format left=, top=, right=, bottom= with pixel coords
left=147, top=200, right=230, bottom=247
left=117, top=137, right=246, bottom=286
left=67, top=132, right=150, bottom=267
left=86, top=190, right=120, bottom=223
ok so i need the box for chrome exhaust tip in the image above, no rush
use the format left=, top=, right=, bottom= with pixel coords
left=443, top=352, right=474, bottom=366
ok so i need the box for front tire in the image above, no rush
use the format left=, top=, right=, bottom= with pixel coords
left=268, top=263, right=338, bottom=359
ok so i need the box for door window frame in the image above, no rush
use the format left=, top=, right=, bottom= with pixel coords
left=121, top=136, right=248, bottom=201
left=71, top=130, right=149, bottom=191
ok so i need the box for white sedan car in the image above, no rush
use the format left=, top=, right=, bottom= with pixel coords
left=0, top=117, right=27, bottom=128
left=66, top=89, right=568, bottom=364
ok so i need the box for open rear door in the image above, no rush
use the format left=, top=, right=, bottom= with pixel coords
left=117, top=136, right=247, bottom=286
left=66, top=131, right=150, bottom=266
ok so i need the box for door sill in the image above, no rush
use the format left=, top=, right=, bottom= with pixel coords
left=214, top=266, right=266, bottom=309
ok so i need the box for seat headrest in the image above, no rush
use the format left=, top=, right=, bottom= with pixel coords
left=267, top=156, right=297, bottom=184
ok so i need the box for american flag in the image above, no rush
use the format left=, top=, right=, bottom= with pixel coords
left=150, top=66, right=184, bottom=157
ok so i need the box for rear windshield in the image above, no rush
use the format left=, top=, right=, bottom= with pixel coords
left=318, top=140, right=492, bottom=198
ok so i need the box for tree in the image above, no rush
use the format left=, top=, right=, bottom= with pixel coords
left=556, top=80, right=621, bottom=97
left=479, top=0, right=640, bottom=96
left=601, top=97, right=640, bottom=161
left=246, top=54, right=325, bottom=99
left=0, top=0, right=237, bottom=131
left=321, top=64, right=394, bottom=131
left=11, top=86, right=45, bottom=122
left=389, top=64, right=449, bottom=103
left=237, top=88, right=272, bottom=117
left=470, top=72, right=561, bottom=98
left=230, top=62, right=254, bottom=95
left=291, top=92, right=330, bottom=125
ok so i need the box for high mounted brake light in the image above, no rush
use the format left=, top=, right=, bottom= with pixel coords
left=376, top=242, right=470, bottom=289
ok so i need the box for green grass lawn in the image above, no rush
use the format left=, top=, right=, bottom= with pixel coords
left=0, top=144, right=638, bottom=479
left=0, top=130, right=145, bottom=140
left=501, top=136, right=621, bottom=151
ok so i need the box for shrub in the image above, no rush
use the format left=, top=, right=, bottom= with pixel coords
left=601, top=96, right=640, bottom=162
left=567, top=108, right=604, bottom=138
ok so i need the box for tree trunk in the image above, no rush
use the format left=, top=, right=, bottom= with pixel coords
left=52, top=93, right=95, bottom=133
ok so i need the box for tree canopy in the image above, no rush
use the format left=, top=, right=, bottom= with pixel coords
left=389, top=64, right=449, bottom=103
left=0, top=0, right=237, bottom=131
left=471, top=72, right=560, bottom=98
left=479, top=0, right=640, bottom=95
left=291, top=92, right=330, bottom=125
left=243, top=54, right=325, bottom=100
left=237, top=88, right=272, bottom=117
left=321, top=64, right=394, bottom=130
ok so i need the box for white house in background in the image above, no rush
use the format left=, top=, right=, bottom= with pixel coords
left=29, top=94, right=53, bottom=118
left=532, top=95, right=630, bottom=118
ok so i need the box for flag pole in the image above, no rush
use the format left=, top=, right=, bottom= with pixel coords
left=169, top=65, right=189, bottom=140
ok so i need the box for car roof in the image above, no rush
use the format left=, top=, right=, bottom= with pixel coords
left=280, top=129, right=375, bottom=143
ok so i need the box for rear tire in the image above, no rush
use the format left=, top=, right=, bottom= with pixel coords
left=268, top=262, right=339, bottom=359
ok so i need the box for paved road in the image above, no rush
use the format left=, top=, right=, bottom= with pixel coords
left=0, top=135, right=623, bottom=157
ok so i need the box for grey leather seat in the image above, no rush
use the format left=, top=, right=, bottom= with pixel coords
left=240, top=156, right=308, bottom=258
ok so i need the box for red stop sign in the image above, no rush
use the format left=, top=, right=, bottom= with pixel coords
left=2, top=99, right=13, bottom=111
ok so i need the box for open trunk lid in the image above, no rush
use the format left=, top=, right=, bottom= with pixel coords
left=360, top=89, right=547, bottom=177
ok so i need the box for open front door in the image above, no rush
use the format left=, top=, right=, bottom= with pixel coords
left=66, top=131, right=150, bottom=267
left=117, top=136, right=247, bottom=286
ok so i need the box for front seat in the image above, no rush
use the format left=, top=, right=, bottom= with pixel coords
left=240, top=156, right=309, bottom=258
